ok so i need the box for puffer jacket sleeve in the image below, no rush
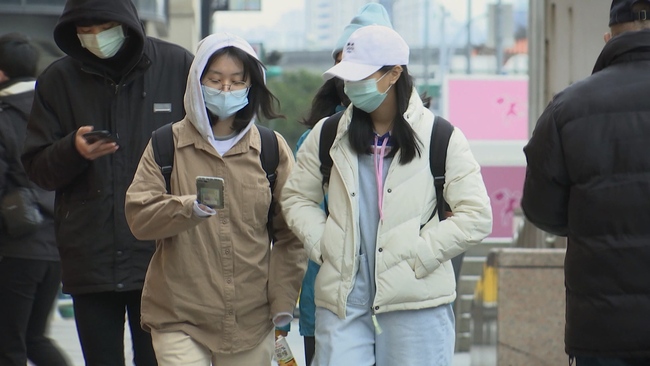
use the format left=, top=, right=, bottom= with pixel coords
left=268, top=132, right=307, bottom=318
left=281, top=118, right=328, bottom=265
left=521, top=101, right=570, bottom=236
left=124, top=139, right=204, bottom=240
left=416, top=127, right=493, bottom=279
left=22, top=81, right=90, bottom=191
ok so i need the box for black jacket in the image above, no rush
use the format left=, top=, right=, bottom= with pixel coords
left=522, top=30, right=650, bottom=357
left=0, top=80, right=58, bottom=261
left=21, top=0, right=193, bottom=294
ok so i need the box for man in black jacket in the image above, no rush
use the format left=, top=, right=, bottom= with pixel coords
left=21, top=0, right=193, bottom=364
left=522, top=1, right=650, bottom=365
left=0, top=32, right=71, bottom=366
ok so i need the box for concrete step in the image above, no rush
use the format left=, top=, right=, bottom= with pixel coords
left=456, top=332, right=471, bottom=352
left=456, top=296, right=473, bottom=315
left=458, top=256, right=487, bottom=276
left=457, top=312, right=472, bottom=333
left=457, top=274, right=480, bottom=295
left=454, top=240, right=512, bottom=353
left=464, top=240, right=512, bottom=257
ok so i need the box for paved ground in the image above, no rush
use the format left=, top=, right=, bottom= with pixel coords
left=47, top=306, right=472, bottom=365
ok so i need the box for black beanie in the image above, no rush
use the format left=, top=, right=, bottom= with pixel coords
left=0, top=33, right=39, bottom=78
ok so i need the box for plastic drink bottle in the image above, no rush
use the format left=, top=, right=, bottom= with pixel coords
left=274, top=335, right=298, bottom=366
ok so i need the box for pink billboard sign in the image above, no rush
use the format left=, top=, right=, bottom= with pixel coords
left=481, top=166, right=526, bottom=238
left=444, top=76, right=528, bottom=140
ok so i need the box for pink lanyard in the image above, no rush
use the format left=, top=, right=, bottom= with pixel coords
left=374, top=135, right=389, bottom=222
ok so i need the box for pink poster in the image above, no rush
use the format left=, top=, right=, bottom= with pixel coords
left=480, top=166, right=526, bottom=238
left=445, top=76, right=528, bottom=140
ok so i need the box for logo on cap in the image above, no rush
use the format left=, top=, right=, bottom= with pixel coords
left=345, top=42, right=355, bottom=54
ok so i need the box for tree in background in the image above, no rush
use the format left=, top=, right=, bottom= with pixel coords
left=259, top=69, right=324, bottom=150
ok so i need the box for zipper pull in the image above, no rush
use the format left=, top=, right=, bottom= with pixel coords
left=372, top=314, right=383, bottom=335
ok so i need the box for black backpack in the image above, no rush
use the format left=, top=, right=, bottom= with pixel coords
left=151, top=123, right=279, bottom=240
left=318, top=112, right=465, bottom=281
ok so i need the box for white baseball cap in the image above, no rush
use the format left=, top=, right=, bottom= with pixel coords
left=323, top=25, right=409, bottom=81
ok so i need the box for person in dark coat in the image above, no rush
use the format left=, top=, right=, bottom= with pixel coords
left=0, top=32, right=71, bottom=366
left=21, top=0, right=193, bottom=364
left=522, top=1, right=650, bottom=365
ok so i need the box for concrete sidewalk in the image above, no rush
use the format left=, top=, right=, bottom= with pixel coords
left=47, top=312, right=472, bottom=365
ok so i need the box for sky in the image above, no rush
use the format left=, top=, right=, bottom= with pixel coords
left=213, top=0, right=511, bottom=30
left=214, top=0, right=304, bottom=29
left=211, top=0, right=526, bottom=50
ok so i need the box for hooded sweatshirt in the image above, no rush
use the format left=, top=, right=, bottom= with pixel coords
left=183, top=33, right=262, bottom=147
left=125, top=33, right=306, bottom=353
left=54, top=0, right=147, bottom=79
left=21, top=0, right=193, bottom=295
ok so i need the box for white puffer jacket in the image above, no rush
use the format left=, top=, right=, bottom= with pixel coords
left=281, top=89, right=492, bottom=318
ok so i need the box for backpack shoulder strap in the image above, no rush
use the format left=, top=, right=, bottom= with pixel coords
left=257, top=124, right=280, bottom=242
left=151, top=123, right=174, bottom=194
left=318, top=111, right=343, bottom=216
left=318, top=111, right=343, bottom=187
left=430, top=116, right=466, bottom=283
left=430, top=115, right=454, bottom=222
left=257, top=124, right=279, bottom=191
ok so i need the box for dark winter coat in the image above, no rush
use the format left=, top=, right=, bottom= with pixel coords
left=21, top=0, right=193, bottom=294
left=522, top=29, right=650, bottom=358
left=0, top=79, right=58, bottom=261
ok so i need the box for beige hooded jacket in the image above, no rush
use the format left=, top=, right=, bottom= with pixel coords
left=125, top=33, right=306, bottom=353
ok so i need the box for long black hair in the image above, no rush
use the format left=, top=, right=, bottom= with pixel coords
left=202, top=46, right=284, bottom=133
left=347, top=65, right=422, bottom=164
left=300, top=77, right=349, bottom=128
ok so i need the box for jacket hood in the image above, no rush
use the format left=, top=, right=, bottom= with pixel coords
left=184, top=33, right=263, bottom=143
left=53, top=0, right=145, bottom=72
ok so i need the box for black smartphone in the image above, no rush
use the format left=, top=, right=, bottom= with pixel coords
left=83, top=130, right=115, bottom=144
left=196, top=176, right=225, bottom=209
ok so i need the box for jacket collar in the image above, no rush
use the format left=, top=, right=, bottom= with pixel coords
left=176, top=119, right=261, bottom=157
left=403, top=87, right=425, bottom=123
left=593, top=29, right=650, bottom=73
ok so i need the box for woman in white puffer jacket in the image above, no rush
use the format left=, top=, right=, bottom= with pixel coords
left=281, top=25, right=492, bottom=366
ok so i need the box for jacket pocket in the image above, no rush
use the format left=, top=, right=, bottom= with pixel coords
left=241, top=184, right=271, bottom=228
left=347, top=253, right=371, bottom=307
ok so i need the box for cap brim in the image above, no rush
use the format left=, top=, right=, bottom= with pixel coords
left=322, top=61, right=382, bottom=81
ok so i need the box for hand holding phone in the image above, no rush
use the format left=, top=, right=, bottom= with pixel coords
left=196, top=176, right=225, bottom=209
left=83, top=130, right=115, bottom=144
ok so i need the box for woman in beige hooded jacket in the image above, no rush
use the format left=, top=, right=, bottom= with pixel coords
left=125, top=33, right=306, bottom=365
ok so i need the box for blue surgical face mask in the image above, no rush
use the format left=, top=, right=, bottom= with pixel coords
left=201, top=85, right=249, bottom=120
left=344, top=71, right=392, bottom=113
left=77, top=25, right=126, bottom=59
